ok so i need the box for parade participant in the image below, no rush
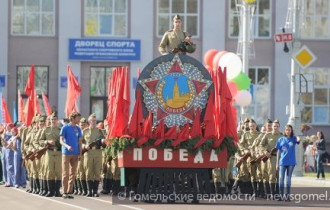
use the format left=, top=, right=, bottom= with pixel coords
left=0, top=124, right=4, bottom=185
left=260, top=120, right=283, bottom=198
left=1, top=124, right=14, bottom=187
left=60, top=112, right=83, bottom=199
left=10, top=127, right=26, bottom=188
left=82, top=113, right=104, bottom=197
left=158, top=14, right=195, bottom=55
left=101, top=119, right=112, bottom=195
left=39, top=113, right=62, bottom=197
left=276, top=124, right=300, bottom=201
left=315, top=131, right=326, bottom=179
left=75, top=117, right=88, bottom=196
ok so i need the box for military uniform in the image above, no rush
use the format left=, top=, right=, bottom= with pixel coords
left=76, top=117, right=88, bottom=196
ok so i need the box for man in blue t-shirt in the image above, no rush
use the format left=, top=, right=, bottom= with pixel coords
left=60, top=112, right=82, bottom=199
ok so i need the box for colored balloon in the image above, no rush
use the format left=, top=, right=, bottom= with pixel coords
left=234, top=90, right=252, bottom=106
left=231, top=72, right=251, bottom=90
left=212, top=51, right=227, bottom=71
left=203, top=49, right=218, bottom=69
left=218, top=52, right=242, bottom=80
left=227, top=81, right=238, bottom=97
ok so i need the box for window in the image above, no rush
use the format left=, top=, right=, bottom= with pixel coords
left=229, top=0, right=271, bottom=38
left=300, top=68, right=330, bottom=124
left=90, top=66, right=116, bottom=121
left=11, top=0, right=55, bottom=36
left=157, top=0, right=199, bottom=37
left=235, top=67, right=270, bottom=124
left=17, top=66, right=49, bottom=115
left=301, top=0, right=330, bottom=39
left=85, top=0, right=128, bottom=37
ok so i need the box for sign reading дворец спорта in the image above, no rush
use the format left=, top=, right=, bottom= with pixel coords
left=69, top=38, right=141, bottom=61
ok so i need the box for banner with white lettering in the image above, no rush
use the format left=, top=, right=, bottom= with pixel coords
left=118, top=147, right=228, bottom=168
left=69, top=38, right=141, bottom=61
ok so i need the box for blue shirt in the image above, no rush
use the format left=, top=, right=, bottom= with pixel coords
left=60, top=123, right=82, bottom=155
left=276, top=136, right=298, bottom=166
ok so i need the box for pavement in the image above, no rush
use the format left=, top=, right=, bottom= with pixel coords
left=291, top=176, right=330, bottom=187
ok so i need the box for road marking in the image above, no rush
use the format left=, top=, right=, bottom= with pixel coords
left=11, top=188, right=89, bottom=210
left=87, top=197, right=144, bottom=210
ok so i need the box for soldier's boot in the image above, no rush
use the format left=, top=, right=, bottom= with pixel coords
left=270, top=183, right=276, bottom=200
left=34, top=179, right=40, bottom=194
left=54, top=180, right=62, bottom=197
left=77, top=179, right=83, bottom=195
left=258, top=181, right=265, bottom=198
left=73, top=180, right=78, bottom=195
left=112, top=180, right=120, bottom=195
left=226, top=179, right=234, bottom=195
left=101, top=178, right=110, bottom=195
left=264, top=182, right=270, bottom=198
left=38, top=179, right=44, bottom=195
left=81, top=180, right=88, bottom=196
left=252, top=181, right=258, bottom=196
left=86, top=180, right=93, bottom=197
left=93, top=180, right=100, bottom=197
left=109, top=179, right=114, bottom=194
left=275, top=182, right=279, bottom=197
left=248, top=181, right=254, bottom=195
left=26, top=178, right=34, bottom=193
left=46, top=180, right=55, bottom=197
left=42, top=180, right=49, bottom=196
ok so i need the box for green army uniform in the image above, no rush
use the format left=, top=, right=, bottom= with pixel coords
left=240, top=130, right=260, bottom=195
left=111, top=158, right=121, bottom=195
left=225, top=155, right=236, bottom=194
left=39, top=124, right=62, bottom=197
left=101, top=129, right=112, bottom=195
left=159, top=29, right=190, bottom=55
left=76, top=117, right=88, bottom=196
left=21, top=126, right=32, bottom=192
left=26, top=126, right=40, bottom=194
left=260, top=131, right=283, bottom=196
left=82, top=125, right=104, bottom=197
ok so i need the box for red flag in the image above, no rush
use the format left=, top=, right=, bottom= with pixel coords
left=24, top=65, right=35, bottom=126
left=153, top=120, right=165, bottom=146
left=190, top=108, right=202, bottom=138
left=165, top=125, right=178, bottom=140
left=194, top=92, right=216, bottom=148
left=137, top=111, right=153, bottom=146
left=1, top=93, right=12, bottom=124
left=65, top=65, right=82, bottom=117
left=42, top=92, right=52, bottom=115
left=128, top=89, right=143, bottom=138
left=34, top=91, right=40, bottom=115
left=171, top=123, right=190, bottom=146
left=18, top=90, right=25, bottom=122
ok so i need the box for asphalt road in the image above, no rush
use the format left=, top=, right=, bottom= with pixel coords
left=0, top=177, right=329, bottom=210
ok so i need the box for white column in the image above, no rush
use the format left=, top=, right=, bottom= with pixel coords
left=202, top=0, right=226, bottom=54
left=0, top=0, right=8, bottom=96
left=58, top=0, right=81, bottom=118
left=130, top=0, right=153, bottom=113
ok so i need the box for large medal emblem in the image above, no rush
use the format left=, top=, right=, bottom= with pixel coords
left=138, top=54, right=212, bottom=127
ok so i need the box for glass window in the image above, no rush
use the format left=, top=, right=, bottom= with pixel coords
left=301, top=0, right=330, bottom=39
left=84, top=0, right=128, bottom=37
left=90, top=66, right=117, bottom=121
left=300, top=68, right=330, bottom=124
left=11, top=0, right=55, bottom=36
left=229, top=0, right=271, bottom=38
left=157, top=0, right=199, bottom=37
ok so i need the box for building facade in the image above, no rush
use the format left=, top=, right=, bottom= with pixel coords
left=0, top=0, right=329, bottom=142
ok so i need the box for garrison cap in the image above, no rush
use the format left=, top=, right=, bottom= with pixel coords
left=80, top=117, right=87, bottom=124
left=266, top=119, right=273, bottom=124
left=273, top=119, right=280, bottom=124
left=243, top=118, right=250, bottom=123
left=38, top=115, right=47, bottom=123
left=249, top=118, right=256, bottom=123
left=173, top=14, right=182, bottom=21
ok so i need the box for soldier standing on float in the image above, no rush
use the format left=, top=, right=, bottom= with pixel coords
left=75, top=117, right=88, bottom=196
left=32, top=115, right=48, bottom=196
left=38, top=113, right=62, bottom=197
left=82, top=114, right=104, bottom=197
left=239, top=119, right=260, bottom=195
left=260, top=120, right=283, bottom=198
left=158, top=14, right=193, bottom=55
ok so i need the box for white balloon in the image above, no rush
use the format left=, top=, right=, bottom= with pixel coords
left=234, top=90, right=252, bottom=106
left=218, top=52, right=242, bottom=80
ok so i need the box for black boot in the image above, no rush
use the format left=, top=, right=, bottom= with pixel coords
left=55, top=180, right=62, bottom=197
left=112, top=180, right=120, bottom=195
left=86, top=180, right=93, bottom=197
left=81, top=180, right=88, bottom=196
left=270, top=183, right=276, bottom=199
left=227, top=179, right=234, bottom=195
left=73, top=180, right=78, bottom=195
left=77, top=179, right=83, bottom=195
left=252, top=181, right=257, bottom=196
left=101, top=179, right=110, bottom=195
left=264, top=182, right=270, bottom=198
left=46, top=180, right=55, bottom=197
left=258, top=181, right=265, bottom=198
left=93, top=180, right=99, bottom=197
left=39, top=179, right=44, bottom=195
left=231, top=180, right=239, bottom=194
left=26, top=177, right=34, bottom=193
left=109, top=179, right=114, bottom=194
left=34, top=179, right=40, bottom=194
left=42, top=180, right=49, bottom=196
left=275, top=182, right=279, bottom=197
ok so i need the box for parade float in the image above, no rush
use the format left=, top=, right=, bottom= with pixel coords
left=104, top=52, right=246, bottom=203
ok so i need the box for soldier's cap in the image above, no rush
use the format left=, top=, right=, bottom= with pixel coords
left=273, top=119, right=280, bottom=124
left=69, top=112, right=81, bottom=119
left=88, top=113, right=96, bottom=121
left=38, top=115, right=47, bottom=123
left=266, top=119, right=273, bottom=123
left=249, top=119, right=256, bottom=123
left=173, top=14, right=182, bottom=21
left=243, top=118, right=250, bottom=123
left=32, top=115, right=39, bottom=123
left=50, top=112, right=57, bottom=118
left=80, top=117, right=87, bottom=124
